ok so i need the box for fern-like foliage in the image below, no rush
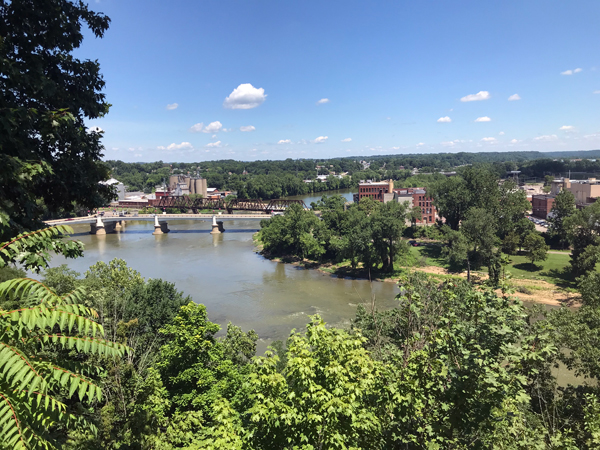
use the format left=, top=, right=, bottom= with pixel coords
left=0, top=278, right=129, bottom=449
left=0, top=226, right=84, bottom=273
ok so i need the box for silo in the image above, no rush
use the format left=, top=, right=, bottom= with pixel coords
left=184, top=177, right=192, bottom=193
left=194, top=179, right=203, bottom=197
left=169, top=175, right=179, bottom=191
left=189, top=178, right=196, bottom=194
left=201, top=178, right=207, bottom=198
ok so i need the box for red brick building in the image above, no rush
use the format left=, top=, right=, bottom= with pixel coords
left=357, top=180, right=394, bottom=202
left=357, top=180, right=437, bottom=224
left=531, top=194, right=555, bottom=218
left=394, top=187, right=437, bottom=224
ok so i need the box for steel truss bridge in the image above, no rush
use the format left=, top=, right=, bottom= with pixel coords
left=154, top=196, right=308, bottom=214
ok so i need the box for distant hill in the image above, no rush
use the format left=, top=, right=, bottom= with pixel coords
left=541, top=149, right=600, bottom=158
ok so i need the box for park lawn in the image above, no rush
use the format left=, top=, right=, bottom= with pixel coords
left=406, top=243, right=447, bottom=268
left=500, top=252, right=574, bottom=286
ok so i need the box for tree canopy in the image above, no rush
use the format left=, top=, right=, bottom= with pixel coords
left=0, top=0, right=113, bottom=241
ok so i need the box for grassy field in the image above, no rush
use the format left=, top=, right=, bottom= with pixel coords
left=404, top=243, right=583, bottom=288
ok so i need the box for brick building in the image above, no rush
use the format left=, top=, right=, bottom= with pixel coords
left=531, top=194, right=555, bottom=218
left=394, top=187, right=437, bottom=223
left=357, top=180, right=395, bottom=202
left=356, top=180, right=437, bottom=224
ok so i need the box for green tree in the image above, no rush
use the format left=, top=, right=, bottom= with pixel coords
left=502, top=231, right=520, bottom=255
left=523, top=232, right=549, bottom=266
left=548, top=189, right=577, bottom=248
left=334, top=206, right=377, bottom=269
left=565, top=201, right=600, bottom=277
left=461, top=207, right=498, bottom=268
left=154, top=303, right=248, bottom=415
left=354, top=272, right=553, bottom=448
left=496, top=180, right=531, bottom=238
left=370, top=200, right=408, bottom=270
left=259, top=204, right=325, bottom=260
left=0, top=0, right=113, bottom=240
left=549, top=189, right=577, bottom=249
left=430, top=166, right=500, bottom=231
left=443, top=227, right=471, bottom=278
left=429, top=176, right=470, bottom=230
left=247, top=316, right=385, bottom=449
left=42, top=265, right=82, bottom=296
left=0, top=278, right=128, bottom=449
left=514, top=217, right=536, bottom=251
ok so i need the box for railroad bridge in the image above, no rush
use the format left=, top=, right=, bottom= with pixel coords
left=45, top=198, right=309, bottom=236
left=153, top=196, right=307, bottom=214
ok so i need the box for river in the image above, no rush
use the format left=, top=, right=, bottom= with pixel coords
left=50, top=189, right=401, bottom=349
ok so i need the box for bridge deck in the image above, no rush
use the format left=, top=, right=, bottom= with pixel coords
left=45, top=213, right=271, bottom=226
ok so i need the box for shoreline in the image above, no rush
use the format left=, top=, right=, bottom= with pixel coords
left=253, top=234, right=580, bottom=308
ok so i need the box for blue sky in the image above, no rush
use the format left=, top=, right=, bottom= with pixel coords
left=81, top=0, right=600, bottom=162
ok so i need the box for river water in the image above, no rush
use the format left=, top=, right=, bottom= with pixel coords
left=50, top=189, right=401, bottom=349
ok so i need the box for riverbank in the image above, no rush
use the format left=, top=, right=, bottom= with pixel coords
left=254, top=233, right=581, bottom=308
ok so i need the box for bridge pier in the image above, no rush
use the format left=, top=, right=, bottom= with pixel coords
left=152, top=215, right=170, bottom=235
left=210, top=215, right=225, bottom=234
left=90, top=216, right=116, bottom=234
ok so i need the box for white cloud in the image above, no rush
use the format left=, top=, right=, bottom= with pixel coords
left=341, top=138, right=352, bottom=142
left=240, top=125, right=256, bottom=132
left=316, top=98, right=330, bottom=105
left=278, top=139, right=291, bottom=144
left=203, top=121, right=223, bottom=133
left=481, top=137, right=498, bottom=143
left=206, top=141, right=222, bottom=148
left=561, top=68, right=582, bottom=76
left=416, top=142, right=424, bottom=146
left=312, top=136, right=328, bottom=144
left=223, top=83, right=266, bottom=109
left=460, top=91, right=490, bottom=102
left=157, top=142, right=193, bottom=151
left=475, top=116, right=491, bottom=122
left=534, top=135, right=558, bottom=141
left=574, top=68, right=583, bottom=73
left=87, top=126, right=104, bottom=133
left=508, top=94, right=521, bottom=101
left=441, top=141, right=456, bottom=147
left=437, top=116, right=452, bottom=123
left=559, top=125, right=575, bottom=131
left=189, top=123, right=204, bottom=132
left=111, top=147, right=119, bottom=150
left=510, top=139, right=520, bottom=144
left=594, top=90, right=600, bottom=94
left=212, top=135, right=217, bottom=139
left=166, top=103, right=178, bottom=110
left=499, top=131, right=505, bottom=135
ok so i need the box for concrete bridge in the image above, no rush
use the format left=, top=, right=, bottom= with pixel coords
left=45, top=213, right=270, bottom=235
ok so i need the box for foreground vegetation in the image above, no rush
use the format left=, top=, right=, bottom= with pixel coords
left=5, top=234, right=600, bottom=448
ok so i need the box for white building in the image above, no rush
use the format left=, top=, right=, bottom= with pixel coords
left=100, top=178, right=125, bottom=200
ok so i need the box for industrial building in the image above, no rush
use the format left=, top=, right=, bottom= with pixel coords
left=531, top=177, right=600, bottom=218
left=168, top=175, right=208, bottom=198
